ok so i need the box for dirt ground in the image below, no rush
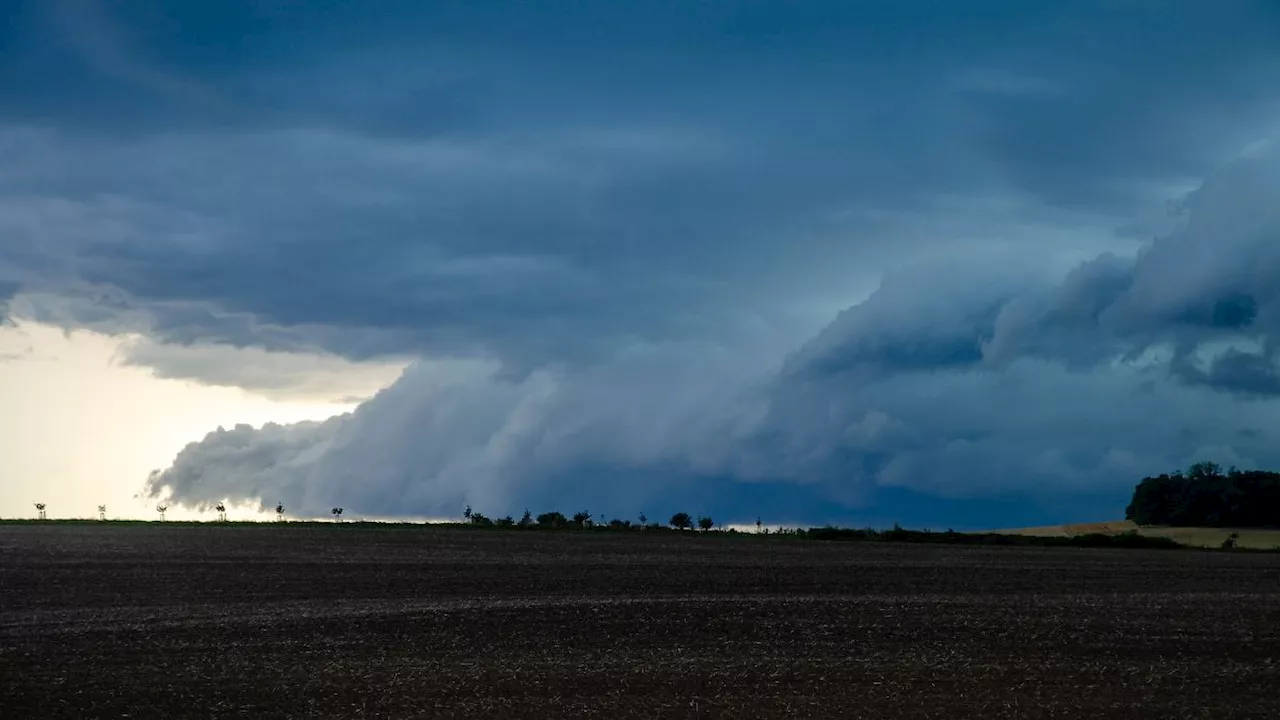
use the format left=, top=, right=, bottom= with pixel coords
left=992, top=520, right=1280, bottom=550
left=2, top=524, right=1279, bottom=719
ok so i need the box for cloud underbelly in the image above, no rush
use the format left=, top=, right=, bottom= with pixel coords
left=143, top=144, right=1280, bottom=521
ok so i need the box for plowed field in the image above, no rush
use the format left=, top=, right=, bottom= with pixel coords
left=3, top=524, right=1279, bottom=718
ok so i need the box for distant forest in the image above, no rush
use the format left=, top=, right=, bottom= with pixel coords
left=1126, top=462, right=1280, bottom=527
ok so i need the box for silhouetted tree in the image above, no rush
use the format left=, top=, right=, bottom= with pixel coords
left=98, top=505, right=107, bottom=521
left=519, top=509, right=535, bottom=528
left=463, top=504, right=473, bottom=521
left=497, top=515, right=515, bottom=528
left=572, top=511, right=592, bottom=528
left=670, top=512, right=693, bottom=530
left=1188, top=461, right=1223, bottom=480
left=275, top=502, right=285, bottom=522
left=638, top=512, right=648, bottom=530
left=215, top=502, right=227, bottom=522
left=756, top=516, right=763, bottom=534
left=697, top=515, right=714, bottom=532
left=332, top=507, right=344, bottom=522
left=536, top=511, right=567, bottom=528
left=34, top=503, right=46, bottom=520
left=156, top=504, right=168, bottom=522
left=469, top=512, right=493, bottom=527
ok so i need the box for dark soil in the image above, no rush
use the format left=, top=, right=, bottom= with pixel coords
left=2, top=524, right=1279, bottom=718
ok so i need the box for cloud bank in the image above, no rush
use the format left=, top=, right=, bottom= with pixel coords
left=3, top=1, right=1280, bottom=526
left=144, top=145, right=1280, bottom=526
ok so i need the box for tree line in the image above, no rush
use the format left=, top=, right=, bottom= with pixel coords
left=462, top=506, right=722, bottom=532
left=1126, top=462, right=1280, bottom=528
left=9, top=502, right=1216, bottom=550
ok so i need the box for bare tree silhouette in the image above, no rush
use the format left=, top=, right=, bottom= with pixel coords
left=98, top=505, right=107, bottom=521
left=156, top=504, right=168, bottom=522
left=34, top=503, right=46, bottom=521
left=215, top=502, right=227, bottom=522
left=275, top=502, right=285, bottom=522
left=332, top=507, right=344, bottom=522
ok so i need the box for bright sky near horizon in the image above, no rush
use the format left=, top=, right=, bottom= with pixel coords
left=0, top=320, right=399, bottom=520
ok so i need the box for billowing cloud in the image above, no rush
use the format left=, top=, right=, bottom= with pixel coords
left=5, top=1, right=1280, bottom=526
left=144, top=144, right=1280, bottom=527
left=752, top=144, right=1280, bottom=502
left=144, top=345, right=780, bottom=520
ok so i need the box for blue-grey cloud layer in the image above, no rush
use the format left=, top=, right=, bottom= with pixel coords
left=3, top=1, right=1280, bottom=526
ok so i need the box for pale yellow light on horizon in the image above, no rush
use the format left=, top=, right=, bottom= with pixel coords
left=0, top=321, right=395, bottom=521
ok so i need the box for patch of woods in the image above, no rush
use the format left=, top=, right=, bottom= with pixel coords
left=1126, top=461, right=1280, bottom=530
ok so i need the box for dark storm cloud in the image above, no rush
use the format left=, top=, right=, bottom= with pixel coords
left=1172, top=348, right=1280, bottom=398
left=742, top=144, right=1280, bottom=513
left=5, top=1, right=1277, bottom=369
left=5, top=1, right=1280, bottom=526
left=785, top=147, right=1280, bottom=392
left=143, top=141, right=1280, bottom=526
left=957, top=1, right=1280, bottom=210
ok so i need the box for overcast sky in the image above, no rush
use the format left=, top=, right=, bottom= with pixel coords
left=2, top=1, right=1279, bottom=528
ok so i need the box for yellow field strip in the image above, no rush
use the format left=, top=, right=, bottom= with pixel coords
left=981, top=521, right=1280, bottom=550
